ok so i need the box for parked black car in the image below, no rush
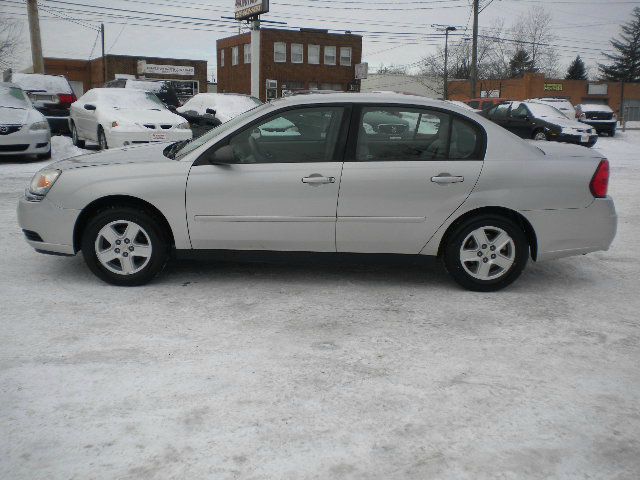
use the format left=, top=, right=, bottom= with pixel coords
left=11, top=73, right=76, bottom=135
left=482, top=101, right=598, bottom=147
left=575, top=104, right=617, bottom=137
left=104, top=79, right=181, bottom=109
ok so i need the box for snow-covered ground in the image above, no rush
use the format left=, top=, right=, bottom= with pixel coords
left=1, top=135, right=639, bottom=479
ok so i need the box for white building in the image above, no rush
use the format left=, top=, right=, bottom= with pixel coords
left=360, top=73, right=442, bottom=99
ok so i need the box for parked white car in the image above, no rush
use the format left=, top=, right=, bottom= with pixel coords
left=176, top=93, right=262, bottom=123
left=18, top=93, right=617, bottom=291
left=69, top=88, right=192, bottom=149
left=0, top=82, right=51, bottom=159
left=526, top=98, right=576, bottom=119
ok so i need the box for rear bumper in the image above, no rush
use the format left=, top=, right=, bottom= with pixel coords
left=17, top=196, right=79, bottom=255
left=579, top=120, right=616, bottom=131
left=521, top=197, right=617, bottom=261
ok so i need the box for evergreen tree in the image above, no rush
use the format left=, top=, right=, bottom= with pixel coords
left=599, top=7, right=640, bottom=82
left=566, top=55, right=587, bottom=80
left=509, top=49, right=536, bottom=78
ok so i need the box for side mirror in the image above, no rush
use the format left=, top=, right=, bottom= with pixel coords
left=205, top=108, right=217, bottom=116
left=84, top=104, right=96, bottom=111
left=209, top=145, right=235, bottom=165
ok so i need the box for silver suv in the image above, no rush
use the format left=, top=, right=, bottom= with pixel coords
left=17, top=93, right=617, bottom=291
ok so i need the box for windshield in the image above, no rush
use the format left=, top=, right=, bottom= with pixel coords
left=97, top=90, right=165, bottom=110
left=0, top=85, right=31, bottom=109
left=526, top=103, right=569, bottom=120
left=171, top=102, right=268, bottom=159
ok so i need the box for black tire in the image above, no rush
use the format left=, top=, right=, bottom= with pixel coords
left=71, top=122, right=85, bottom=148
left=97, top=127, right=108, bottom=150
left=609, top=129, right=616, bottom=137
left=37, top=146, right=52, bottom=160
left=443, top=214, right=529, bottom=292
left=81, top=207, right=170, bottom=286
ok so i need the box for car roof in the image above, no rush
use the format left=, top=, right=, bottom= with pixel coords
left=269, top=92, right=448, bottom=107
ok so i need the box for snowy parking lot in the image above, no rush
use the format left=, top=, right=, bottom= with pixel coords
left=1, top=134, right=639, bottom=479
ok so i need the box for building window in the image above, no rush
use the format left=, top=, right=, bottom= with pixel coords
left=291, top=43, right=303, bottom=64
left=320, top=83, right=343, bottom=91
left=308, top=45, right=320, bottom=65
left=308, top=82, right=318, bottom=90
left=274, top=42, right=286, bottom=63
left=244, top=44, right=251, bottom=64
left=220, top=49, right=225, bottom=67
left=340, top=47, right=352, bottom=66
left=324, top=46, right=336, bottom=66
left=232, top=46, right=239, bottom=66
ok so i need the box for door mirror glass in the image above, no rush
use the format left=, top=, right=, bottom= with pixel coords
left=84, top=104, right=96, bottom=111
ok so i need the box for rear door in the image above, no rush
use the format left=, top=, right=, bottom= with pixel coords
left=336, top=105, right=485, bottom=254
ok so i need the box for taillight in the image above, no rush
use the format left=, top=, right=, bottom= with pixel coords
left=590, top=159, right=610, bottom=198
left=58, top=93, right=76, bottom=107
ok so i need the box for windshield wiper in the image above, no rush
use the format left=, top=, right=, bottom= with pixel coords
left=163, top=139, right=189, bottom=159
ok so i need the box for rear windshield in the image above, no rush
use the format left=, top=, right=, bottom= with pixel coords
left=11, top=73, right=72, bottom=94
left=0, top=85, right=31, bottom=108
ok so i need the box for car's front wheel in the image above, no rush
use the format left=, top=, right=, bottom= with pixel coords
left=81, top=207, right=169, bottom=286
left=443, top=215, right=529, bottom=292
left=532, top=129, right=547, bottom=141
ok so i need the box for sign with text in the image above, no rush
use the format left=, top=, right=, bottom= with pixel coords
left=355, top=62, right=368, bottom=80
left=544, top=83, right=564, bottom=92
left=143, top=63, right=195, bottom=76
left=235, top=0, right=269, bottom=20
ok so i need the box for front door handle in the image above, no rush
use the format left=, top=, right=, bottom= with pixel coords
left=302, top=174, right=336, bottom=185
left=431, top=173, right=464, bottom=184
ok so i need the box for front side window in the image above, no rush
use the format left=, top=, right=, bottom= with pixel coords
left=225, top=107, right=345, bottom=164
left=510, top=103, right=529, bottom=119
left=274, top=42, right=286, bottom=63
left=324, top=46, right=336, bottom=65
left=355, top=106, right=483, bottom=162
left=489, top=103, right=509, bottom=120
left=244, top=44, right=251, bottom=64
left=291, top=43, right=303, bottom=64
left=308, top=45, right=320, bottom=65
left=232, top=46, right=239, bottom=66
left=340, top=47, right=352, bottom=66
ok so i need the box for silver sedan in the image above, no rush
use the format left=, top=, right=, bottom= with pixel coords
left=17, top=93, right=617, bottom=291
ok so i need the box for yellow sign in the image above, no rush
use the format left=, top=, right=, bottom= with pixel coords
left=544, top=83, right=564, bottom=92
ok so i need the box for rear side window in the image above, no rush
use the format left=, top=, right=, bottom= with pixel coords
left=354, top=106, right=484, bottom=162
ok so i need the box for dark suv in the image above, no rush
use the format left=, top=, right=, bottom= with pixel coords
left=483, top=101, right=598, bottom=147
left=104, top=79, right=180, bottom=109
left=11, top=73, right=76, bottom=134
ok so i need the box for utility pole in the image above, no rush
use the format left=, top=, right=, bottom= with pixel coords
left=470, top=0, right=479, bottom=98
left=26, top=0, right=44, bottom=73
left=434, top=25, right=458, bottom=100
left=101, top=23, right=107, bottom=84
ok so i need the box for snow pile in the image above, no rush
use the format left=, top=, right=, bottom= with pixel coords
left=51, top=135, right=90, bottom=161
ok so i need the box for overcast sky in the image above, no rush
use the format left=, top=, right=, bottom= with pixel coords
left=2, top=0, right=637, bottom=80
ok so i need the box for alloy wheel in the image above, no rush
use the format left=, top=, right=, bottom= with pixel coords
left=534, top=131, right=547, bottom=141
left=94, top=220, right=152, bottom=275
left=459, top=226, right=516, bottom=280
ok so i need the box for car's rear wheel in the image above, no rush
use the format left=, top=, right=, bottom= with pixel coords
left=443, top=215, right=529, bottom=292
left=81, top=207, right=169, bottom=286
left=98, top=127, right=108, bottom=150
left=71, top=122, right=85, bottom=148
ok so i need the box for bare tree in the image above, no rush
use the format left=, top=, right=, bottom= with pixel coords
left=0, top=18, right=24, bottom=70
left=510, top=7, right=560, bottom=77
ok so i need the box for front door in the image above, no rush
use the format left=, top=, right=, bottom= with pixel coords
left=336, top=105, right=484, bottom=254
left=186, top=106, right=347, bottom=251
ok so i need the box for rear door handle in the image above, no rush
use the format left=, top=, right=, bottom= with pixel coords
left=431, top=173, right=464, bottom=184
left=302, top=174, right=336, bottom=185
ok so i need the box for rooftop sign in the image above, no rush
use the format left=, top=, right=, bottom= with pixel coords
left=235, top=0, right=269, bottom=20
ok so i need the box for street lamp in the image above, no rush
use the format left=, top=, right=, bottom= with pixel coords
left=443, top=26, right=457, bottom=100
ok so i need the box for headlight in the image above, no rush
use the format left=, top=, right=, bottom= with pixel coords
left=176, top=122, right=190, bottom=129
left=29, top=121, right=49, bottom=131
left=28, top=169, right=61, bottom=200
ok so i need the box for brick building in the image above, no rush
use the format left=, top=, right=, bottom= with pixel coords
left=448, top=73, right=640, bottom=117
left=43, top=54, right=208, bottom=99
left=217, top=28, right=362, bottom=101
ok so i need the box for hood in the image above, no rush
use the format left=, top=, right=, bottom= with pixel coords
left=108, top=108, right=183, bottom=125
left=0, top=107, right=29, bottom=124
left=51, top=142, right=174, bottom=171
left=544, top=116, right=590, bottom=130
left=532, top=141, right=604, bottom=159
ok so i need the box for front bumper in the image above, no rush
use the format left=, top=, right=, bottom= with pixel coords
left=0, top=128, right=51, bottom=156
left=521, top=197, right=617, bottom=262
left=17, top=196, right=80, bottom=255
left=551, top=132, right=598, bottom=147
left=105, top=128, right=192, bottom=148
